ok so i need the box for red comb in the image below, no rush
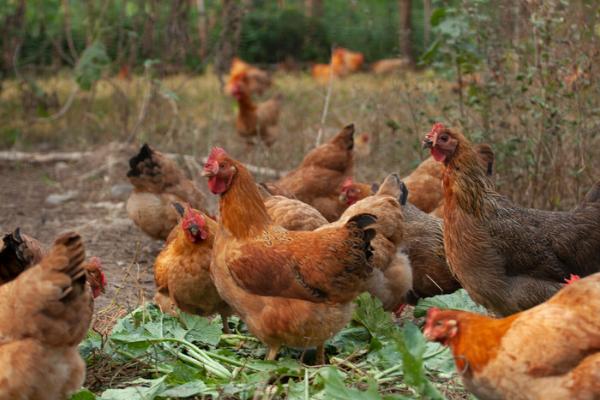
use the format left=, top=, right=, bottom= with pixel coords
left=88, top=256, right=101, bottom=267
left=341, top=177, right=354, bottom=189
left=428, top=123, right=446, bottom=137
left=427, top=307, right=442, bottom=319
left=564, top=274, right=581, bottom=285
left=207, top=147, right=227, bottom=162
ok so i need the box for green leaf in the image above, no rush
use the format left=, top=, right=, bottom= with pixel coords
left=178, top=312, right=222, bottom=346
left=79, top=330, right=102, bottom=360
left=100, top=377, right=167, bottom=400
left=413, top=289, right=488, bottom=318
left=430, top=8, right=447, bottom=27
left=70, top=389, right=96, bottom=400
left=159, top=380, right=208, bottom=397
left=74, top=41, right=109, bottom=91
left=320, top=367, right=409, bottom=400
left=352, top=294, right=396, bottom=342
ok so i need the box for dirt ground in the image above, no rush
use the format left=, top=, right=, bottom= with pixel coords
left=0, top=142, right=218, bottom=329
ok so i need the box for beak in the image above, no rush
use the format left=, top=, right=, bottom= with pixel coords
left=202, top=163, right=218, bottom=177
left=189, top=224, right=199, bottom=237
left=422, top=137, right=434, bottom=150
left=339, top=193, right=347, bottom=203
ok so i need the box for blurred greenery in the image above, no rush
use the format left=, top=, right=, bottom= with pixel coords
left=0, top=0, right=441, bottom=75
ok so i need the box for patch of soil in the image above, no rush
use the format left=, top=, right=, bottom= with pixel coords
left=0, top=143, right=214, bottom=325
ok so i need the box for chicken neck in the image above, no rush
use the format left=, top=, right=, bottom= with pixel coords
left=219, top=163, right=271, bottom=239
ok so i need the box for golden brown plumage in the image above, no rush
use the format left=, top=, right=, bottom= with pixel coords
left=312, top=48, right=363, bottom=83
left=126, top=144, right=206, bottom=240
left=226, top=58, right=271, bottom=96
left=334, top=174, right=413, bottom=312
left=424, top=273, right=600, bottom=400
left=153, top=203, right=231, bottom=332
left=424, top=123, right=600, bottom=316
left=339, top=177, right=375, bottom=208
left=404, top=143, right=495, bottom=215
left=203, top=147, right=376, bottom=363
left=0, top=229, right=106, bottom=299
left=231, top=75, right=281, bottom=147
left=371, top=58, right=410, bottom=75
left=0, top=232, right=92, bottom=400
left=258, top=185, right=328, bottom=231
left=266, top=124, right=355, bottom=221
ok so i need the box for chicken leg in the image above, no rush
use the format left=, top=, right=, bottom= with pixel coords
left=266, top=345, right=280, bottom=361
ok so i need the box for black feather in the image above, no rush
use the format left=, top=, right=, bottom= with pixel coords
left=347, top=213, right=377, bottom=230
left=399, top=181, right=408, bottom=206
left=172, top=202, right=185, bottom=217
left=127, top=143, right=157, bottom=178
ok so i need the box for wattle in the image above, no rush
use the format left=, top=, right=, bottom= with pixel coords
left=431, top=148, right=446, bottom=163
left=208, top=176, right=229, bottom=194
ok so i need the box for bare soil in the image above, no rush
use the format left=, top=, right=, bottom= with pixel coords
left=0, top=142, right=216, bottom=328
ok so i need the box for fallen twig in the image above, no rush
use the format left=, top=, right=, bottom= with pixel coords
left=0, top=150, right=93, bottom=163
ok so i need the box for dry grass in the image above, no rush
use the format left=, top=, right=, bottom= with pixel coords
left=1, top=67, right=599, bottom=209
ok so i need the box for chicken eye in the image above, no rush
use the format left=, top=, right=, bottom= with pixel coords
left=439, top=135, right=448, bottom=142
left=219, top=162, right=225, bottom=168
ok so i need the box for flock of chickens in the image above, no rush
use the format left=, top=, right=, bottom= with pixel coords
left=1, top=60, right=599, bottom=400
left=226, top=50, right=409, bottom=149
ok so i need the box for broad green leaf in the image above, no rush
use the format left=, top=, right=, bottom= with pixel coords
left=413, top=289, right=487, bottom=318
left=159, top=380, right=208, bottom=397
left=178, top=312, right=222, bottom=346
left=100, top=377, right=167, bottom=400
left=352, top=294, right=396, bottom=342
left=70, top=389, right=96, bottom=400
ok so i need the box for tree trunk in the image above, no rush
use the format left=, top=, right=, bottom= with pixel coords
left=62, top=0, right=79, bottom=62
left=398, top=0, right=413, bottom=63
left=196, top=0, right=208, bottom=60
left=305, top=0, right=323, bottom=18
left=0, top=0, right=26, bottom=75
left=214, top=0, right=243, bottom=89
left=423, top=0, right=431, bottom=48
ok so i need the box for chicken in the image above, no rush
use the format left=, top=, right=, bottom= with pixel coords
left=424, top=273, right=600, bottom=400
left=354, top=132, right=371, bottom=159
left=153, top=203, right=232, bottom=332
left=126, top=144, right=206, bottom=240
left=203, top=147, right=377, bottom=363
left=371, top=58, right=410, bottom=75
left=334, top=174, right=413, bottom=313
left=340, top=48, right=364, bottom=73
left=231, top=75, right=281, bottom=147
left=0, top=228, right=106, bottom=299
left=423, top=123, right=600, bottom=316
left=311, top=49, right=348, bottom=83
left=404, top=143, right=494, bottom=215
left=263, top=175, right=413, bottom=312
left=0, top=228, right=44, bottom=285
left=0, top=232, right=92, bottom=400
left=258, top=185, right=328, bottom=231
left=398, top=184, right=460, bottom=301
left=226, top=57, right=271, bottom=96
left=339, top=177, right=376, bottom=208
left=311, top=48, right=364, bottom=83
left=264, top=124, right=355, bottom=221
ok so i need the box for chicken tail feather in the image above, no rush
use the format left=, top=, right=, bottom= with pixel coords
left=0, top=228, right=30, bottom=283
left=127, top=143, right=158, bottom=178
left=48, top=232, right=87, bottom=293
